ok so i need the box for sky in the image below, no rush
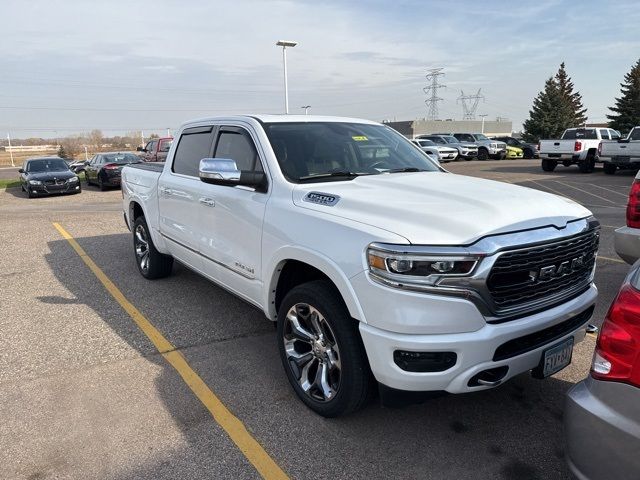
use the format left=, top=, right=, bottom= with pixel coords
left=1, top=0, right=639, bottom=139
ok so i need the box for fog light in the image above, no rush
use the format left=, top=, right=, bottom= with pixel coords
left=393, top=350, right=457, bottom=372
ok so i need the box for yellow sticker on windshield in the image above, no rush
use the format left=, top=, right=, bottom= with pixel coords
left=352, top=135, right=368, bottom=141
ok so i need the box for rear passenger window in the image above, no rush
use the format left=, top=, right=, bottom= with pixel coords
left=172, top=127, right=213, bottom=177
left=214, top=130, right=262, bottom=172
left=599, top=129, right=610, bottom=140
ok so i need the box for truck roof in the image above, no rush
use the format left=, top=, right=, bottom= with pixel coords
left=182, top=114, right=380, bottom=127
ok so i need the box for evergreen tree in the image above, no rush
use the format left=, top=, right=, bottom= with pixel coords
left=523, top=78, right=564, bottom=142
left=523, top=63, right=588, bottom=142
left=555, top=62, right=587, bottom=126
left=57, top=145, right=68, bottom=158
left=607, top=59, right=640, bottom=134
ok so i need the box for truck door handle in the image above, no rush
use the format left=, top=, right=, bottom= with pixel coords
left=199, top=197, right=215, bottom=207
left=159, top=186, right=173, bottom=195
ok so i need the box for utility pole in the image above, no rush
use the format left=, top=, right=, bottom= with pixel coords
left=167, top=128, right=171, bottom=137
left=457, top=89, right=485, bottom=120
left=7, top=133, right=15, bottom=167
left=423, top=68, right=446, bottom=121
left=479, top=114, right=488, bottom=134
left=140, top=131, right=145, bottom=148
left=301, top=105, right=311, bottom=115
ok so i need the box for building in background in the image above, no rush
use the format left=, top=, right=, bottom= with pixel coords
left=384, top=118, right=512, bottom=138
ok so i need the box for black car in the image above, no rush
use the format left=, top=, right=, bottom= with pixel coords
left=84, top=152, right=140, bottom=190
left=19, top=157, right=81, bottom=198
left=491, top=136, right=538, bottom=159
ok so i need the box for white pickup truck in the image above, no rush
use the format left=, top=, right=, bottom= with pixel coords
left=539, top=127, right=621, bottom=173
left=122, top=115, right=599, bottom=417
left=598, top=126, right=640, bottom=175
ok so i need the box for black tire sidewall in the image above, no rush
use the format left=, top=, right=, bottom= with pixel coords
left=276, top=280, right=371, bottom=417
left=132, top=216, right=173, bottom=280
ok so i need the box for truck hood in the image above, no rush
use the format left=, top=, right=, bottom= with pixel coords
left=292, top=172, right=591, bottom=245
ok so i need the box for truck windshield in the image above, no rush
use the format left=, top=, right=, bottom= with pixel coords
left=562, top=129, right=597, bottom=140
left=263, top=122, right=440, bottom=182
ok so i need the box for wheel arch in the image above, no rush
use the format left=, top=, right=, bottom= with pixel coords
left=265, top=249, right=366, bottom=324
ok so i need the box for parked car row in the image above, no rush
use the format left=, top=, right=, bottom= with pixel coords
left=410, top=133, right=534, bottom=162
left=537, top=126, right=640, bottom=175
left=19, top=152, right=141, bottom=197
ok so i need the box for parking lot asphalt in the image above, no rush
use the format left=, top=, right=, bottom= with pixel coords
left=0, top=160, right=632, bottom=480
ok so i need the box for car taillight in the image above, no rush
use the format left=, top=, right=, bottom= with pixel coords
left=574, top=141, right=582, bottom=151
left=103, top=163, right=119, bottom=170
left=591, top=284, right=640, bottom=387
left=598, top=141, right=602, bottom=155
left=626, top=180, right=640, bottom=228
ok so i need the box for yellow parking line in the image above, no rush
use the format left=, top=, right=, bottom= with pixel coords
left=597, top=255, right=625, bottom=264
left=52, top=222, right=289, bottom=480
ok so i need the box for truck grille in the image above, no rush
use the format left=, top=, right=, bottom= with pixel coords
left=487, top=229, right=599, bottom=314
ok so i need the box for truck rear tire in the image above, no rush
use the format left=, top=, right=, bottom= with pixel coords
left=541, top=159, right=557, bottom=172
left=603, top=163, right=617, bottom=175
left=277, top=280, right=373, bottom=417
left=133, top=216, right=173, bottom=279
left=579, top=153, right=596, bottom=173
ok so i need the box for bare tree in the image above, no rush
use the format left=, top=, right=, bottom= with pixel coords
left=88, top=129, right=104, bottom=149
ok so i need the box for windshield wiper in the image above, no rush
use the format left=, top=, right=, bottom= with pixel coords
left=385, top=167, right=428, bottom=173
left=298, top=171, right=371, bottom=182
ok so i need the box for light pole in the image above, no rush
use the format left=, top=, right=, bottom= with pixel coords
left=301, top=105, right=311, bottom=115
left=479, top=114, right=488, bottom=134
left=7, top=133, right=14, bottom=167
left=276, top=40, right=298, bottom=114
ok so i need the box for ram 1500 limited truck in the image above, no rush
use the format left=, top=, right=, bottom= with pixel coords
left=539, top=127, right=621, bottom=173
left=122, top=115, right=599, bottom=417
left=598, top=126, right=640, bottom=175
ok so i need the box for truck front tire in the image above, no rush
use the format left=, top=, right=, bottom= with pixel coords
left=133, top=216, right=173, bottom=279
left=277, top=280, right=373, bottom=417
left=541, top=159, right=557, bottom=172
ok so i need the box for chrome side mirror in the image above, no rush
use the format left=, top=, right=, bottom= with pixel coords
left=199, top=158, right=241, bottom=184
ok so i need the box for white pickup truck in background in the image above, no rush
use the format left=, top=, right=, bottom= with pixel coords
left=539, top=127, right=621, bottom=173
left=598, top=126, right=640, bottom=175
left=121, top=114, right=599, bottom=417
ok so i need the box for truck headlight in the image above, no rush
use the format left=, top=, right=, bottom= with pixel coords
left=29, top=180, right=42, bottom=185
left=367, top=245, right=481, bottom=287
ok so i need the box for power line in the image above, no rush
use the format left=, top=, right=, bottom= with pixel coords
left=457, top=88, right=485, bottom=120
left=423, top=68, right=446, bottom=121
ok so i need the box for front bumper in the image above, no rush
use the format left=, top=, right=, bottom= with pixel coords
left=565, top=377, right=640, bottom=480
left=614, top=226, right=640, bottom=264
left=353, top=270, right=597, bottom=392
left=28, top=182, right=80, bottom=195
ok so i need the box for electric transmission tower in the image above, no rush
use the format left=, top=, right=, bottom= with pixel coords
left=457, top=88, right=485, bottom=120
left=423, top=68, right=446, bottom=120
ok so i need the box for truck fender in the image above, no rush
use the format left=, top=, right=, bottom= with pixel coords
left=264, top=245, right=367, bottom=324
left=127, top=199, right=169, bottom=254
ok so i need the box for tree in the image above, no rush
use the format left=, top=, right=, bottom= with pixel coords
left=523, top=63, right=588, bottom=142
left=555, top=62, right=587, bottom=126
left=523, top=78, right=564, bottom=142
left=607, top=58, right=640, bottom=134
left=57, top=145, right=68, bottom=158
left=88, top=129, right=104, bottom=149
left=58, top=136, right=83, bottom=159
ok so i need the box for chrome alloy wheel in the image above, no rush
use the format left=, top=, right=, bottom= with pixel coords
left=283, top=303, right=342, bottom=402
left=134, top=224, right=150, bottom=272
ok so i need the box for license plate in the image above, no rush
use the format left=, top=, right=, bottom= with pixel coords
left=536, top=337, right=574, bottom=378
left=616, top=156, right=630, bottom=163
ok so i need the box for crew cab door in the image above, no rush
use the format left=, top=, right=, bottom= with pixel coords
left=157, top=126, right=214, bottom=272
left=198, top=124, right=268, bottom=304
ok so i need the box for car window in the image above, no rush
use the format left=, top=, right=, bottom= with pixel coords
left=562, top=129, right=597, bottom=140
left=427, top=136, right=445, bottom=144
left=599, top=129, right=610, bottom=140
left=172, top=127, right=214, bottom=177
left=159, top=139, right=173, bottom=152
left=214, top=129, right=261, bottom=172
left=630, top=129, right=640, bottom=141
left=455, top=134, right=473, bottom=142
left=610, top=130, right=621, bottom=140
left=146, top=140, right=157, bottom=152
